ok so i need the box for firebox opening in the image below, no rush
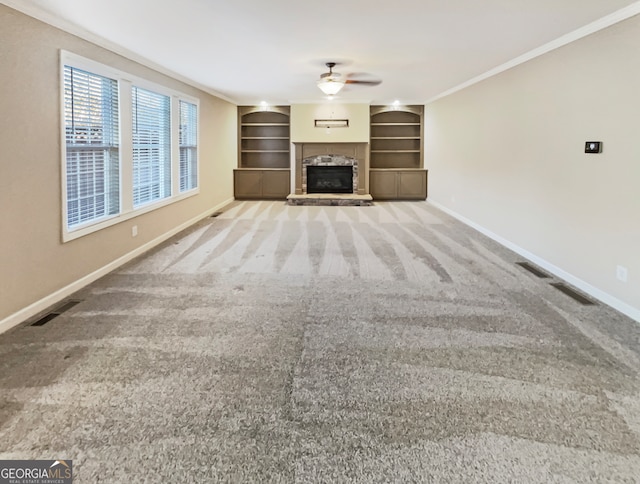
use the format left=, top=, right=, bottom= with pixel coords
left=307, top=166, right=353, bottom=194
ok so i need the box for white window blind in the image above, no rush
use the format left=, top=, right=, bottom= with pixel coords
left=61, top=52, right=201, bottom=241
left=64, top=66, right=120, bottom=228
left=179, top=100, right=198, bottom=192
left=132, top=86, right=171, bottom=207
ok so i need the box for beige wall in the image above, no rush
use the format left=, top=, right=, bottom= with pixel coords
left=291, top=104, right=369, bottom=143
left=0, top=5, right=237, bottom=325
left=425, top=14, right=640, bottom=317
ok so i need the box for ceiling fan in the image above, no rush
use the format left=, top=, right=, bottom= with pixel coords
left=317, top=62, right=381, bottom=96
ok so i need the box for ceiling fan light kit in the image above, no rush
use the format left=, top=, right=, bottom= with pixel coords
left=317, top=62, right=345, bottom=95
left=316, top=62, right=381, bottom=97
left=317, top=78, right=346, bottom=95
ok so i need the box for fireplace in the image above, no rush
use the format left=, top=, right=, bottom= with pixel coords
left=291, top=143, right=371, bottom=202
left=300, top=151, right=360, bottom=194
left=307, top=166, right=353, bottom=194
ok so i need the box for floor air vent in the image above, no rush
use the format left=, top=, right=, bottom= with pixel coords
left=516, top=262, right=550, bottom=278
left=31, top=299, right=82, bottom=327
left=550, top=283, right=596, bottom=306
left=30, top=313, right=59, bottom=327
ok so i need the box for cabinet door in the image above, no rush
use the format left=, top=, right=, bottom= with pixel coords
left=369, top=171, right=398, bottom=200
left=398, top=171, right=427, bottom=199
left=234, top=170, right=263, bottom=199
left=262, top=170, right=290, bottom=199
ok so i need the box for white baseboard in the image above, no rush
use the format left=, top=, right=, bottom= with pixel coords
left=428, top=199, right=640, bottom=323
left=0, top=197, right=234, bottom=335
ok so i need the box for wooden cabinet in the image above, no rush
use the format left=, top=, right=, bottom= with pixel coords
left=369, top=169, right=427, bottom=200
left=369, top=105, right=426, bottom=200
left=236, top=106, right=291, bottom=199
left=234, top=169, right=290, bottom=200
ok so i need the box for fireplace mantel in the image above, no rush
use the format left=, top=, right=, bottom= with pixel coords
left=293, top=142, right=369, bottom=195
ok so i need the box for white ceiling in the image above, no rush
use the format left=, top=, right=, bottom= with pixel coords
left=10, top=0, right=640, bottom=105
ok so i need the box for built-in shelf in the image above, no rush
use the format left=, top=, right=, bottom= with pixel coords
left=370, top=105, right=426, bottom=200
left=371, top=150, right=421, bottom=153
left=371, top=137, right=420, bottom=140
left=242, top=137, right=289, bottom=140
left=241, top=123, right=289, bottom=127
left=371, top=122, right=421, bottom=126
left=241, top=150, right=289, bottom=153
left=236, top=106, right=291, bottom=199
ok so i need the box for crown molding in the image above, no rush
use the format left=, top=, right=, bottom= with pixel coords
left=5, top=0, right=639, bottom=109
left=427, top=1, right=640, bottom=104
left=2, top=0, right=238, bottom=104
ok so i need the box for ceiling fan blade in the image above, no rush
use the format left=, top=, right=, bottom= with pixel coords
left=345, top=79, right=382, bottom=86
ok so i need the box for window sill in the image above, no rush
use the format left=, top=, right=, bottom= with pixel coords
left=62, top=188, right=200, bottom=243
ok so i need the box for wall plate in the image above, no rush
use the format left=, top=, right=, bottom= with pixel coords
left=315, top=119, right=349, bottom=128
left=585, top=141, right=602, bottom=153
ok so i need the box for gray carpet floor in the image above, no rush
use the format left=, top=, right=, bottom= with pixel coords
left=1, top=200, right=640, bottom=483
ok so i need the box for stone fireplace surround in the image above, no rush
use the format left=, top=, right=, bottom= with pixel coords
left=303, top=156, right=357, bottom=194
left=292, top=143, right=369, bottom=196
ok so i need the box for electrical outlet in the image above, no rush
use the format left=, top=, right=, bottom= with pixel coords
left=616, top=265, right=628, bottom=282
left=132, top=225, right=138, bottom=237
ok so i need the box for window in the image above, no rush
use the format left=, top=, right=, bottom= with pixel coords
left=179, top=100, right=198, bottom=192
left=61, top=51, right=200, bottom=241
left=64, top=66, right=120, bottom=228
left=132, top=86, right=171, bottom=207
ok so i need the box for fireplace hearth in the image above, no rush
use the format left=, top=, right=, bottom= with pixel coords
left=307, top=166, right=353, bottom=194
